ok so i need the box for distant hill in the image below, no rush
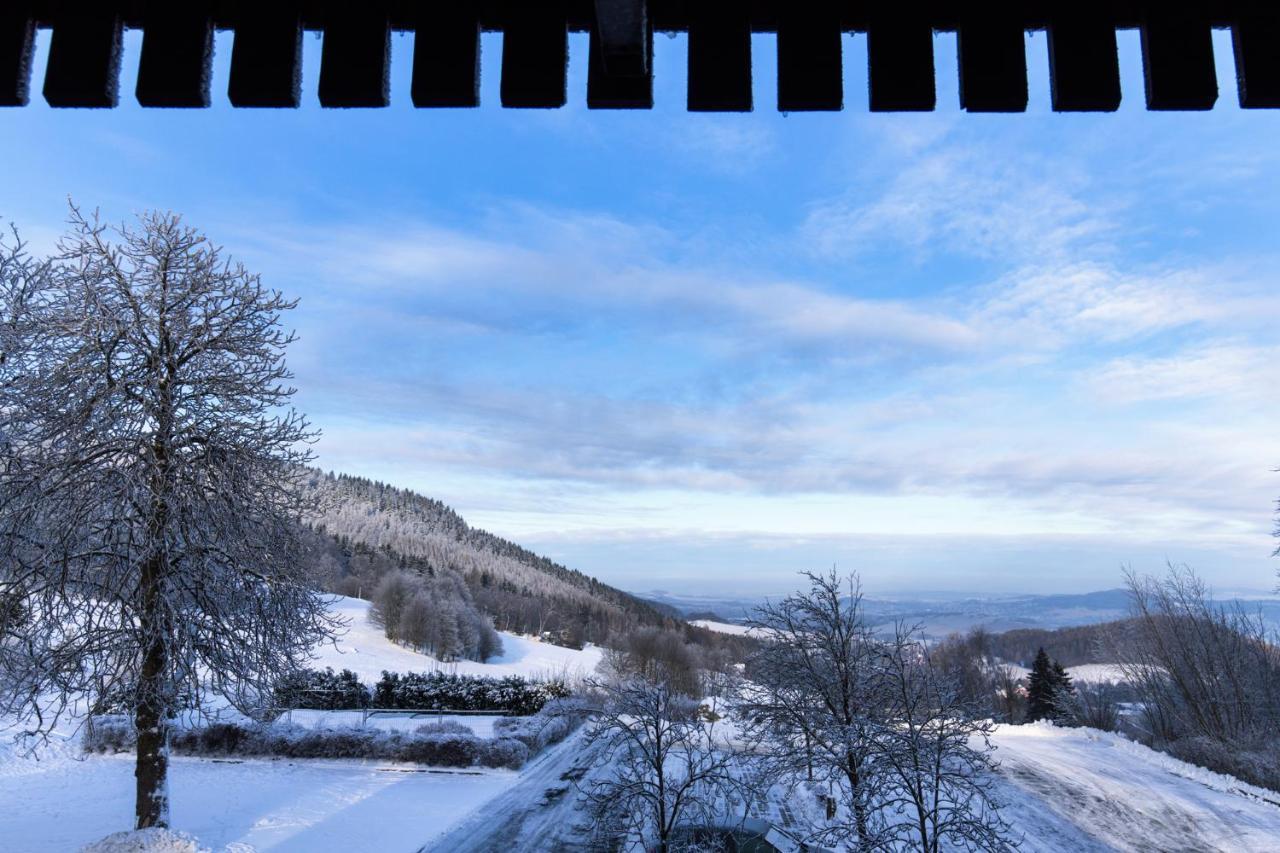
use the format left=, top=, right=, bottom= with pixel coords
left=640, top=586, right=1280, bottom=643
left=302, top=470, right=681, bottom=647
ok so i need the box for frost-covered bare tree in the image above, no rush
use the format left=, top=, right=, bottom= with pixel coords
left=582, top=656, right=753, bottom=853
left=1111, top=565, right=1280, bottom=787
left=737, top=570, right=886, bottom=849
left=876, top=625, right=1016, bottom=853
left=0, top=209, right=336, bottom=829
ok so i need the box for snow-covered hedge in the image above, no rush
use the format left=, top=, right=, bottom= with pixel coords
left=84, top=701, right=579, bottom=770
left=273, top=667, right=370, bottom=710
left=371, top=670, right=570, bottom=715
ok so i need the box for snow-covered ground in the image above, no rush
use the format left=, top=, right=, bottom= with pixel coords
left=989, top=722, right=1280, bottom=852
left=0, top=750, right=518, bottom=852
left=285, top=709, right=507, bottom=738
left=310, top=596, right=603, bottom=684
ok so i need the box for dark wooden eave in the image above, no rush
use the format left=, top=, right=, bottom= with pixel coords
left=2, top=2, right=1276, bottom=112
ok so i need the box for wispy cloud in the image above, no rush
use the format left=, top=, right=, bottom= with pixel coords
left=802, top=144, right=1120, bottom=263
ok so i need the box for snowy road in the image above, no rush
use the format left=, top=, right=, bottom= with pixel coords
left=0, top=752, right=517, bottom=852
left=424, top=727, right=608, bottom=853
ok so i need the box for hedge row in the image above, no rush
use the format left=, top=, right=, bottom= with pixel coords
left=273, top=668, right=370, bottom=710
left=371, top=671, right=571, bottom=715
left=272, top=668, right=572, bottom=716
left=85, top=716, right=530, bottom=769
left=84, top=699, right=590, bottom=769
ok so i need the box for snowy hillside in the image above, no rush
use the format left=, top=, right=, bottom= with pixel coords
left=309, top=596, right=604, bottom=684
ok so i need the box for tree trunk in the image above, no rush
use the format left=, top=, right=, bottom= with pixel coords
left=847, top=762, right=869, bottom=849
left=134, top=552, right=170, bottom=829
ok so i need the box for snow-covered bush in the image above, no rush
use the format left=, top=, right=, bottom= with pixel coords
left=1165, top=736, right=1280, bottom=793
left=372, top=670, right=569, bottom=714
left=492, top=696, right=586, bottom=752
left=273, top=667, right=371, bottom=710
left=479, top=737, right=530, bottom=769
left=395, top=731, right=481, bottom=766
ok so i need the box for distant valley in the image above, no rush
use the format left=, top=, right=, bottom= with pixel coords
left=641, top=586, right=1280, bottom=639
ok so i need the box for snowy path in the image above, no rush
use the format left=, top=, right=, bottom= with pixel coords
left=0, top=752, right=516, bottom=852
left=423, top=727, right=608, bottom=853
left=989, top=723, right=1280, bottom=852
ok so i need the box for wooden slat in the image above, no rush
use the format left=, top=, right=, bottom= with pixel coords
left=587, top=20, right=652, bottom=108
left=228, top=7, right=303, bottom=107
left=687, top=0, right=751, bottom=111
left=43, top=4, right=122, bottom=108
left=1141, top=11, right=1217, bottom=110
left=777, top=1, right=842, bottom=111
left=318, top=6, right=390, bottom=107
left=866, top=14, right=935, bottom=111
left=0, top=4, right=34, bottom=107
left=412, top=3, right=481, bottom=107
left=136, top=2, right=213, bottom=108
left=1047, top=14, right=1121, bottom=112
left=957, top=18, right=1028, bottom=112
left=500, top=1, right=568, bottom=108
left=593, top=0, right=648, bottom=78
left=1232, top=13, right=1280, bottom=109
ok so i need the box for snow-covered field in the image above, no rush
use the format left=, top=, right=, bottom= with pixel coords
left=689, top=619, right=759, bottom=637
left=1004, top=662, right=1132, bottom=685
left=310, top=596, right=604, bottom=684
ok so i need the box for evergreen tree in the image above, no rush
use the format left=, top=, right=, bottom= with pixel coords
left=1051, top=660, right=1076, bottom=715
left=1026, top=648, right=1058, bottom=722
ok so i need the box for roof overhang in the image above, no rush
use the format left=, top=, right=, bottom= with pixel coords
left=2, top=2, right=1274, bottom=112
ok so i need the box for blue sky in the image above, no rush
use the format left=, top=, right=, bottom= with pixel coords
left=3, top=28, right=1278, bottom=596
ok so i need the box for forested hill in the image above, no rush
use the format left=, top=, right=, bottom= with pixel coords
left=301, top=470, right=677, bottom=646
left=982, top=621, right=1127, bottom=668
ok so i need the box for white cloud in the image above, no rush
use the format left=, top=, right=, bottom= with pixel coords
left=802, top=146, right=1118, bottom=262
left=1084, top=344, right=1279, bottom=405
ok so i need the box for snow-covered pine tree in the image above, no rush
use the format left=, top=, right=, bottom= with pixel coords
left=1026, top=648, right=1058, bottom=722
left=0, top=209, right=336, bottom=829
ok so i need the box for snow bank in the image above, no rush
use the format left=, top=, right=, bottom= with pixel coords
left=990, top=721, right=1280, bottom=852
left=81, top=828, right=209, bottom=853
left=310, top=596, right=603, bottom=684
